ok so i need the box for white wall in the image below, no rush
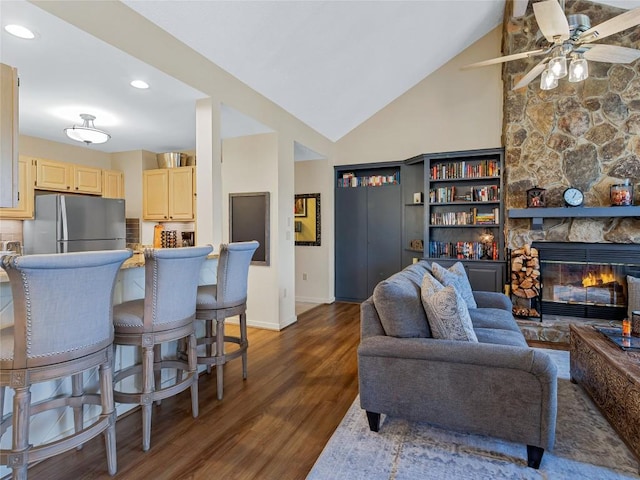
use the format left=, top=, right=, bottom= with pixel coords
left=221, top=133, right=294, bottom=330
left=195, top=97, right=222, bottom=248
left=19, top=134, right=111, bottom=168
left=334, top=27, right=503, bottom=164
left=295, top=159, right=334, bottom=304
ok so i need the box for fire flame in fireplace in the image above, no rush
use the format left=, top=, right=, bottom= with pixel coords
left=582, top=271, right=616, bottom=288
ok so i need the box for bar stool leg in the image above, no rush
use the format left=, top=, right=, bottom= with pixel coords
left=188, top=332, right=199, bottom=417
left=142, top=345, right=154, bottom=452
left=240, top=312, right=248, bottom=380
left=72, top=373, right=84, bottom=451
left=100, top=360, right=117, bottom=475
left=216, top=316, right=225, bottom=401
left=154, top=344, right=162, bottom=406
left=12, top=386, right=30, bottom=480
left=205, top=319, right=213, bottom=375
left=0, top=386, right=5, bottom=427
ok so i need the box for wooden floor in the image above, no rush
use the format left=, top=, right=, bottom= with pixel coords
left=26, top=302, right=361, bottom=480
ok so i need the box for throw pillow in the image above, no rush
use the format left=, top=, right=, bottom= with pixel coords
left=421, top=271, right=444, bottom=297
left=421, top=284, right=478, bottom=342
left=431, top=262, right=477, bottom=309
left=627, top=276, right=640, bottom=319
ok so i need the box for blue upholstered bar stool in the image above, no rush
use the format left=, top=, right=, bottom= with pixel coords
left=112, top=245, right=212, bottom=452
left=195, top=241, right=258, bottom=400
left=0, top=249, right=132, bottom=480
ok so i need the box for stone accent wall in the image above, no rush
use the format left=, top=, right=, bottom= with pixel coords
left=502, top=0, right=640, bottom=248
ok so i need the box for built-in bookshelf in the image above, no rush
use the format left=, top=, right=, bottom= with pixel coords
left=334, top=151, right=506, bottom=299
left=424, top=148, right=506, bottom=292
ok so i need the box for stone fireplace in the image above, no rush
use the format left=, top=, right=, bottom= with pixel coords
left=533, top=242, right=640, bottom=320
left=501, top=1, right=640, bottom=252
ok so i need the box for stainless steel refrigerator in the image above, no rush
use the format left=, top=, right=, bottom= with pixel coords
left=23, top=194, right=126, bottom=254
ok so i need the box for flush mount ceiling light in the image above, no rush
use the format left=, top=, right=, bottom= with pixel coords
left=4, top=24, right=35, bottom=39
left=64, top=114, right=111, bottom=145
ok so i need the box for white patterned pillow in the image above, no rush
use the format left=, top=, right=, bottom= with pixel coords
left=421, top=284, right=478, bottom=342
left=628, top=276, right=640, bottom=319
left=431, top=262, right=477, bottom=310
left=421, top=272, right=444, bottom=297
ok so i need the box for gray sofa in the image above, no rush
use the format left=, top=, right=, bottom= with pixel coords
left=358, top=261, right=557, bottom=469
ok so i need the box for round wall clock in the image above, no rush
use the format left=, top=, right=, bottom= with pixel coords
left=563, top=187, right=584, bottom=207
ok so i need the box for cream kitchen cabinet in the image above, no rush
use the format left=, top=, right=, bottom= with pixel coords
left=35, top=158, right=102, bottom=195
left=142, top=166, right=195, bottom=221
left=0, top=156, right=34, bottom=219
left=102, top=169, right=125, bottom=199
left=0, top=63, right=19, bottom=208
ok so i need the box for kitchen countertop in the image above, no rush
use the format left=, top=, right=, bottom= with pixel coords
left=0, top=250, right=219, bottom=282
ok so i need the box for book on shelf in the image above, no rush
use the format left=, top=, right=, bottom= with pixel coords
left=429, top=185, right=499, bottom=203
left=472, top=185, right=500, bottom=202
left=429, top=159, right=500, bottom=180
left=337, top=171, right=400, bottom=188
left=428, top=240, right=499, bottom=261
left=428, top=241, right=486, bottom=260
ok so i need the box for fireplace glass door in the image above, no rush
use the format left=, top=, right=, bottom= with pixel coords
left=533, top=242, right=640, bottom=320
left=542, top=261, right=626, bottom=308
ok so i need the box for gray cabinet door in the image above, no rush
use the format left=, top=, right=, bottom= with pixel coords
left=335, top=183, right=403, bottom=302
left=466, top=263, right=505, bottom=292
left=366, top=185, right=402, bottom=296
left=335, top=187, right=368, bottom=302
left=429, top=259, right=505, bottom=293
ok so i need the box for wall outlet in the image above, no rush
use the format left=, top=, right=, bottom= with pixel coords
left=302, top=273, right=308, bottom=280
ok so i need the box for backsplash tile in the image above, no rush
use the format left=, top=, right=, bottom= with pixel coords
left=0, top=219, right=23, bottom=243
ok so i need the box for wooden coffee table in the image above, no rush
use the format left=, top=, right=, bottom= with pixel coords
left=570, top=324, right=640, bottom=464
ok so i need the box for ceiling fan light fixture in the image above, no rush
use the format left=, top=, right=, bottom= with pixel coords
left=549, top=49, right=567, bottom=79
left=540, top=68, right=558, bottom=90
left=64, top=114, right=111, bottom=145
left=568, top=55, right=589, bottom=83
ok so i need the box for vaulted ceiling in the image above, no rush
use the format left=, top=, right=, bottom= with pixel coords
left=2, top=0, right=639, bottom=153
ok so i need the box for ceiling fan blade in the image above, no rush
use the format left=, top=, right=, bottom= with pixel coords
left=579, top=7, right=640, bottom=43
left=533, top=0, right=570, bottom=43
left=512, top=0, right=530, bottom=18
left=461, top=49, right=546, bottom=69
left=512, top=61, right=548, bottom=90
left=583, top=44, right=640, bottom=63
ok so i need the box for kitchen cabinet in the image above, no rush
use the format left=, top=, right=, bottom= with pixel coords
left=102, top=169, right=124, bottom=199
left=35, top=158, right=102, bottom=195
left=0, top=63, right=19, bottom=208
left=142, top=166, right=195, bottom=221
left=0, top=156, right=34, bottom=219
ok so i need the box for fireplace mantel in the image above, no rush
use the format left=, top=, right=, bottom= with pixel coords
left=508, top=206, right=640, bottom=230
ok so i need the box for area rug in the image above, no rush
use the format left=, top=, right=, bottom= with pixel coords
left=307, top=349, right=639, bottom=480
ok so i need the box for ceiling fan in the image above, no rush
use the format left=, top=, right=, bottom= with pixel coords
left=464, top=0, right=640, bottom=90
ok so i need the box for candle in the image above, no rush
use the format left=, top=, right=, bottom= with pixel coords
left=622, top=319, right=631, bottom=336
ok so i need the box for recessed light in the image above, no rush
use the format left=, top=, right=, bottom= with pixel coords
left=130, top=80, right=149, bottom=89
left=4, top=24, right=35, bottom=40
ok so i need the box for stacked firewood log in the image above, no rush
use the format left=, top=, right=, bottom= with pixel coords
left=511, top=245, right=540, bottom=299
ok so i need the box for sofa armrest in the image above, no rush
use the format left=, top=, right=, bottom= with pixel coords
left=473, top=290, right=512, bottom=311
